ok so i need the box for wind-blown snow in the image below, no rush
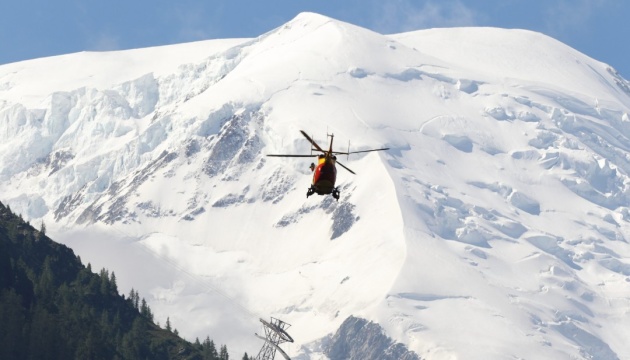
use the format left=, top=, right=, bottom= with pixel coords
left=2, top=11, right=630, bottom=360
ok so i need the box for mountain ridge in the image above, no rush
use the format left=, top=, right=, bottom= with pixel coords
left=392, top=26, right=630, bottom=106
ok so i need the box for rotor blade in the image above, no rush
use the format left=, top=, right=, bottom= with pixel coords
left=300, top=130, right=326, bottom=153
left=267, top=154, right=318, bottom=157
left=336, top=160, right=356, bottom=175
left=334, top=147, right=390, bottom=155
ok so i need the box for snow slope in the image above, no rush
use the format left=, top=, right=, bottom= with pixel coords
left=2, top=12, right=630, bottom=359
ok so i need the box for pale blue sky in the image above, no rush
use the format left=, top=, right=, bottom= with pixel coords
left=1, top=0, right=629, bottom=78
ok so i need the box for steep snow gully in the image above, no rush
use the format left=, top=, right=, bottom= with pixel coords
left=2, top=12, right=630, bottom=360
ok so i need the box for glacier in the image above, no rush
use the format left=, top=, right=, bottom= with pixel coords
left=1, top=12, right=630, bottom=360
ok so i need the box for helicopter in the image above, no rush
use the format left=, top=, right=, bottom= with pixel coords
left=267, top=130, right=389, bottom=200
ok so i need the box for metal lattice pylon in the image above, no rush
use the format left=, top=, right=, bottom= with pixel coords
left=254, top=317, right=294, bottom=360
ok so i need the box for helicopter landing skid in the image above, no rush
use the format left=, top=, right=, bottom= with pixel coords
left=306, top=186, right=340, bottom=201
left=332, top=187, right=340, bottom=201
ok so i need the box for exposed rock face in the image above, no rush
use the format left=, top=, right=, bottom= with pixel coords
left=325, top=316, right=420, bottom=360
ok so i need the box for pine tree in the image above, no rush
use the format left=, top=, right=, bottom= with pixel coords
left=128, top=288, right=136, bottom=307
left=133, top=290, right=139, bottom=310
left=110, top=271, right=118, bottom=294
left=141, top=298, right=149, bottom=317
left=220, top=344, right=229, bottom=360
left=36, top=257, right=55, bottom=301
left=38, top=220, right=46, bottom=240
left=202, top=336, right=218, bottom=360
left=100, top=268, right=110, bottom=295
left=128, top=288, right=140, bottom=309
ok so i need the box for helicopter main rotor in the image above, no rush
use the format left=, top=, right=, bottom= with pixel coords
left=266, top=130, right=389, bottom=174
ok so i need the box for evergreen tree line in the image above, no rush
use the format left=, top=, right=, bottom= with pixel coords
left=192, top=336, right=253, bottom=360
left=0, top=201, right=252, bottom=359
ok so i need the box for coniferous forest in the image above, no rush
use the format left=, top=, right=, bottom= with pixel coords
left=0, top=201, right=252, bottom=360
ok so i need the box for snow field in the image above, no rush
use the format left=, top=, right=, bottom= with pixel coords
left=3, top=12, right=630, bottom=360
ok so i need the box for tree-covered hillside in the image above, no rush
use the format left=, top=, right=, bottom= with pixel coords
left=0, top=200, right=247, bottom=360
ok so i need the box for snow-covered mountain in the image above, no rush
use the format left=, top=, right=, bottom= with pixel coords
left=2, top=12, right=630, bottom=360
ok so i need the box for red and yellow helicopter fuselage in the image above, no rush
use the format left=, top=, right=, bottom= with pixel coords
left=311, top=154, right=337, bottom=195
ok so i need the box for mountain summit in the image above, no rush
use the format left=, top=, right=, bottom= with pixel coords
left=1, top=12, right=629, bottom=359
